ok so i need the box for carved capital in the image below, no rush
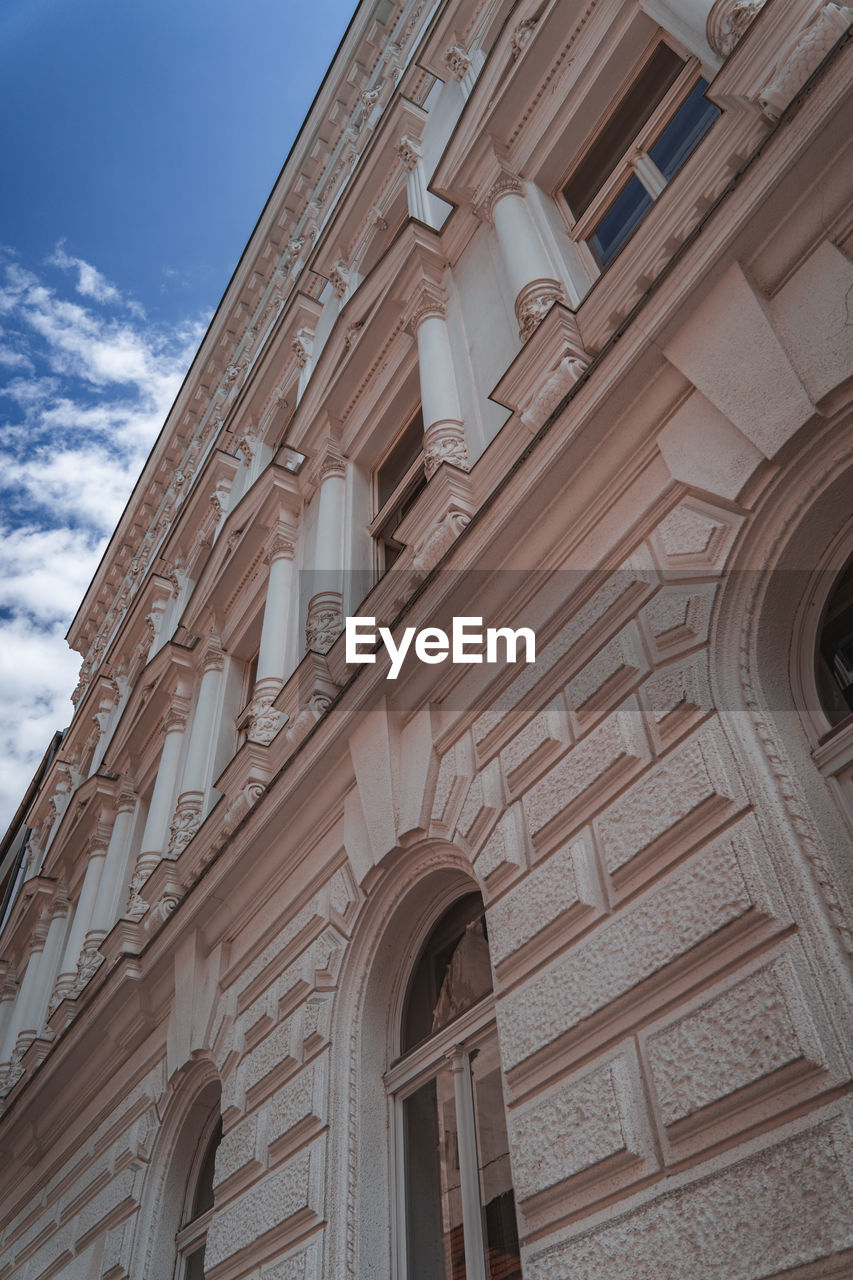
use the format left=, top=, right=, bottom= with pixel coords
left=511, top=16, right=538, bottom=60
left=515, top=279, right=565, bottom=341
left=404, top=280, right=448, bottom=333
left=477, top=168, right=524, bottom=223
left=264, top=531, right=296, bottom=564
left=423, top=422, right=469, bottom=479
left=396, top=134, right=422, bottom=172
left=163, top=693, right=192, bottom=733
left=315, top=441, right=348, bottom=484
left=167, top=795, right=203, bottom=858
left=306, top=591, right=344, bottom=653
left=412, top=509, right=471, bottom=575
left=246, top=693, right=286, bottom=745
left=329, top=262, right=349, bottom=299
left=758, top=3, right=852, bottom=118
left=75, top=945, right=105, bottom=992
left=443, top=44, right=471, bottom=80
left=707, top=0, right=767, bottom=55
left=200, top=631, right=226, bottom=673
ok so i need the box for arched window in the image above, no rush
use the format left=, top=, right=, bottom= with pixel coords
left=174, top=1111, right=222, bottom=1279
left=816, top=556, right=853, bottom=727
left=386, top=891, right=522, bottom=1280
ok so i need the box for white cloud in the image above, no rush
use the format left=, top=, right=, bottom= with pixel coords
left=49, top=243, right=123, bottom=305
left=0, top=249, right=207, bottom=833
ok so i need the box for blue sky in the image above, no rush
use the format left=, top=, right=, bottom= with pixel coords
left=0, top=0, right=357, bottom=829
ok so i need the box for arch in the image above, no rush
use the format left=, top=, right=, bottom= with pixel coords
left=324, top=840, right=487, bottom=1280
left=712, top=414, right=853, bottom=972
left=129, top=1059, right=221, bottom=1280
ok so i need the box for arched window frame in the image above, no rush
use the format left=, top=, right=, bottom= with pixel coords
left=384, top=889, right=521, bottom=1280
left=173, top=1104, right=222, bottom=1280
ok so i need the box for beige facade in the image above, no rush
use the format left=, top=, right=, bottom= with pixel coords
left=1, top=0, right=853, bottom=1277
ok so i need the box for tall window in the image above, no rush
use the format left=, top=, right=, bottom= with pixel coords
left=562, top=42, right=720, bottom=267
left=386, top=892, right=522, bottom=1280
left=175, top=1114, right=222, bottom=1279
left=371, top=407, right=427, bottom=574
left=817, top=557, right=853, bottom=726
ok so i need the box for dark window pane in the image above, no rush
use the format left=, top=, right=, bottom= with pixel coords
left=471, top=1036, right=522, bottom=1280
left=377, top=409, right=424, bottom=509
left=564, top=43, right=684, bottom=215
left=403, top=1071, right=464, bottom=1280
left=402, top=893, right=492, bottom=1053
left=818, top=559, right=853, bottom=725
left=184, top=1246, right=206, bottom=1280
left=190, top=1119, right=222, bottom=1219
left=648, top=79, right=720, bottom=181
left=590, top=174, right=654, bottom=265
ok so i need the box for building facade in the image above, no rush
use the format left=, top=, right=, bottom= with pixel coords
left=1, top=0, right=852, bottom=1276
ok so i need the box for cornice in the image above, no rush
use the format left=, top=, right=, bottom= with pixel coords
left=66, top=0, right=440, bottom=661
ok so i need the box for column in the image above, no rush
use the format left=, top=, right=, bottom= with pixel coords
left=88, top=786, right=137, bottom=941
left=5, top=906, right=66, bottom=1062
left=168, top=635, right=226, bottom=856
left=483, top=170, right=565, bottom=341
left=52, top=823, right=111, bottom=1002
left=406, top=283, right=469, bottom=479
left=127, top=690, right=191, bottom=914
left=248, top=524, right=296, bottom=743
left=306, top=446, right=347, bottom=653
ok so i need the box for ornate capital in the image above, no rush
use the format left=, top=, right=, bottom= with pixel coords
left=396, top=134, right=422, bottom=172
left=477, top=168, right=524, bottom=223
left=306, top=591, right=344, bottom=653
left=412, top=509, right=471, bottom=575
left=514, top=279, right=565, bottom=341
left=163, top=693, right=192, bottom=733
left=246, top=693, right=286, bottom=745
left=265, top=530, right=297, bottom=564
left=443, top=44, right=471, bottom=80
left=329, top=262, right=349, bottom=299
left=707, top=0, right=767, bottom=56
left=200, top=631, right=226, bottom=674
left=511, top=16, right=538, bottom=60
left=758, top=3, right=852, bottom=118
left=167, top=795, right=202, bottom=858
left=423, top=422, right=469, bottom=479
left=404, top=280, right=448, bottom=333
left=315, top=441, right=348, bottom=484
left=87, top=820, right=113, bottom=858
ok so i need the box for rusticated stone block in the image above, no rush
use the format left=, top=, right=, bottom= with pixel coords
left=204, top=1140, right=323, bottom=1268
left=525, top=1118, right=853, bottom=1279
left=509, top=1052, right=653, bottom=1203
left=497, top=824, right=782, bottom=1074
left=640, top=582, right=717, bottom=659
left=640, top=651, right=712, bottom=749
left=235, top=899, right=323, bottom=1006
left=473, top=572, right=652, bottom=748
left=566, top=623, right=647, bottom=725
left=267, top=1054, right=328, bottom=1153
left=475, top=803, right=527, bottom=886
left=242, top=1015, right=299, bottom=1100
left=487, top=835, right=600, bottom=968
left=214, top=1115, right=259, bottom=1192
left=454, top=758, right=502, bottom=850
left=431, top=736, right=473, bottom=832
left=73, top=1165, right=140, bottom=1245
left=522, top=704, right=649, bottom=850
left=596, top=724, right=743, bottom=886
left=499, top=697, right=570, bottom=795
left=645, top=952, right=836, bottom=1129
left=261, top=1240, right=321, bottom=1279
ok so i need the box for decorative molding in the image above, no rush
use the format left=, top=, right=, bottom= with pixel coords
left=306, top=592, right=344, bottom=653
left=200, top=631, right=226, bottom=674
left=404, top=280, right=448, bottom=332
left=396, top=134, right=422, bottom=173
left=423, top=421, right=470, bottom=479
left=412, top=510, right=471, bottom=574
left=515, top=279, right=566, bottom=341
left=167, top=795, right=203, bottom=858
left=163, top=693, right=192, bottom=733
left=758, top=3, right=853, bottom=118
left=707, top=0, right=767, bottom=56
left=511, top=15, right=538, bottom=60
left=246, top=693, right=286, bottom=745
left=443, top=44, right=472, bottom=80
left=520, top=350, right=589, bottom=430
